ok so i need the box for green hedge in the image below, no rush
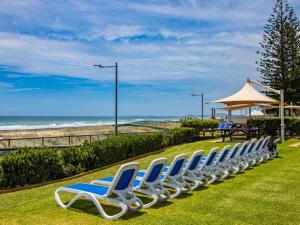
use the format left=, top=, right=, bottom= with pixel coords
left=180, top=118, right=219, bottom=133
left=1, top=147, right=65, bottom=188
left=246, top=117, right=300, bottom=136
left=0, top=132, right=166, bottom=189
left=164, top=127, right=197, bottom=146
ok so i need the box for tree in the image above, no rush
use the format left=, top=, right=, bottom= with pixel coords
left=257, top=0, right=300, bottom=105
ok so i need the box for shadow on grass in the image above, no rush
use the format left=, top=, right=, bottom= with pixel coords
left=69, top=199, right=145, bottom=220
left=235, top=171, right=245, bottom=175
left=151, top=201, right=174, bottom=209
left=194, top=185, right=209, bottom=191
left=176, top=192, right=193, bottom=199
left=210, top=180, right=224, bottom=185
left=223, top=175, right=236, bottom=180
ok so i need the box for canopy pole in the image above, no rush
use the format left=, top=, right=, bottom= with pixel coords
left=228, top=110, right=232, bottom=122
left=280, top=89, right=285, bottom=142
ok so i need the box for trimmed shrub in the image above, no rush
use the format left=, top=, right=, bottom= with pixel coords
left=180, top=118, right=219, bottom=133
left=61, top=144, right=97, bottom=176
left=246, top=117, right=300, bottom=136
left=165, top=127, right=197, bottom=146
left=0, top=147, right=64, bottom=188
left=90, top=136, right=129, bottom=167
left=125, top=133, right=164, bottom=157
left=0, top=130, right=197, bottom=190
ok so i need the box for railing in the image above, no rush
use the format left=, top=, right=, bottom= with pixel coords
left=0, top=131, right=160, bottom=152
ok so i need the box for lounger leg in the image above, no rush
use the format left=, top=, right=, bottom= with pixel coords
left=157, top=189, right=171, bottom=202
left=134, top=189, right=159, bottom=209
left=119, top=193, right=143, bottom=212
left=162, top=182, right=182, bottom=199
left=231, top=166, right=240, bottom=174
left=221, top=170, right=229, bottom=179
left=54, top=188, right=128, bottom=220
left=207, top=174, right=217, bottom=184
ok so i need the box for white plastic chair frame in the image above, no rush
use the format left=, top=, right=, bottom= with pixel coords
left=55, top=162, right=142, bottom=220
left=161, top=153, right=191, bottom=198
left=182, top=150, right=208, bottom=190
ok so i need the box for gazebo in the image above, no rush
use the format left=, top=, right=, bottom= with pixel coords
left=213, top=82, right=279, bottom=120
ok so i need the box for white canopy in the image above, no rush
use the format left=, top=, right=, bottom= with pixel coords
left=248, top=110, right=264, bottom=116
left=213, top=82, right=279, bottom=106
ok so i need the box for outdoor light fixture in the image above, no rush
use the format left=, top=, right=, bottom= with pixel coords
left=190, top=93, right=204, bottom=119
left=93, top=62, right=118, bottom=136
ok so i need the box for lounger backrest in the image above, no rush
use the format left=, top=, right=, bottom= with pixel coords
left=253, top=138, right=264, bottom=152
left=229, top=143, right=241, bottom=159
left=201, top=147, right=219, bottom=168
left=109, top=162, right=139, bottom=192
left=246, top=139, right=257, bottom=154
left=186, top=150, right=204, bottom=171
left=218, top=146, right=231, bottom=163
left=167, top=154, right=188, bottom=177
left=142, top=158, right=168, bottom=183
left=261, top=136, right=271, bottom=149
left=238, top=141, right=250, bottom=156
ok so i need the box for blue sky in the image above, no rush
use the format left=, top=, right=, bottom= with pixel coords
left=0, top=0, right=300, bottom=116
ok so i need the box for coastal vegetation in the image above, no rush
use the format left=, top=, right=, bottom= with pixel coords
left=257, top=0, right=300, bottom=105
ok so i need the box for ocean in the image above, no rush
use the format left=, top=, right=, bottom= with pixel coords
left=0, top=116, right=181, bottom=131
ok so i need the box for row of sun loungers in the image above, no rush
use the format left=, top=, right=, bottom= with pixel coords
left=54, top=136, right=279, bottom=220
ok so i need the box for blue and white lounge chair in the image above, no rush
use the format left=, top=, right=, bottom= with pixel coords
left=233, top=141, right=250, bottom=171
left=259, top=136, right=272, bottom=161
left=269, top=138, right=280, bottom=159
left=226, top=143, right=241, bottom=174
left=181, top=150, right=208, bottom=190
left=242, top=139, right=258, bottom=167
left=159, top=154, right=191, bottom=198
left=54, top=162, right=143, bottom=220
left=197, top=147, right=220, bottom=184
left=249, top=138, right=265, bottom=165
left=92, top=158, right=171, bottom=208
left=214, top=145, right=232, bottom=179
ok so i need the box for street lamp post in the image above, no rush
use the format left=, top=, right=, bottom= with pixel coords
left=191, top=93, right=204, bottom=119
left=93, top=62, right=118, bottom=136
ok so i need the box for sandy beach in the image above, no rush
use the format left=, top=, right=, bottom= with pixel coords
left=0, top=121, right=180, bottom=149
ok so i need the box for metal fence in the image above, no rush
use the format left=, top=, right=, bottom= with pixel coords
left=0, top=131, right=160, bottom=152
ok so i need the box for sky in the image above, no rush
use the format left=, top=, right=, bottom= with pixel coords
left=0, top=0, right=300, bottom=116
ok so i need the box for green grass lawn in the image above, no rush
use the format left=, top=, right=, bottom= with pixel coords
left=0, top=138, right=300, bottom=225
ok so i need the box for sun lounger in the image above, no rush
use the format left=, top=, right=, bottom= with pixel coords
left=54, top=162, right=143, bottom=220
left=92, top=158, right=171, bottom=208
left=181, top=150, right=208, bottom=190
left=197, top=147, right=220, bottom=184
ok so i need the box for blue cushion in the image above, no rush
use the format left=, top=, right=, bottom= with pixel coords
left=170, top=159, right=185, bottom=176
left=115, top=168, right=136, bottom=190
left=188, top=155, right=202, bottom=170
left=219, top=149, right=229, bottom=162
left=146, top=164, right=164, bottom=183
left=66, top=183, right=109, bottom=195
left=206, top=151, right=217, bottom=166
left=100, top=176, right=141, bottom=187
